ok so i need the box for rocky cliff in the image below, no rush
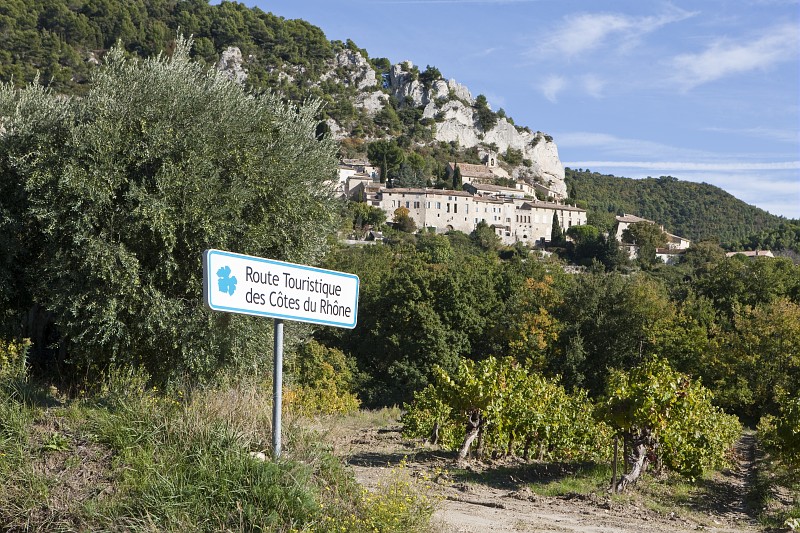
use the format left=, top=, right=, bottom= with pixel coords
left=331, top=54, right=566, bottom=195
left=221, top=46, right=567, bottom=196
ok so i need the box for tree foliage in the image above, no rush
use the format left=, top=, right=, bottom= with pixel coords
left=393, top=207, right=417, bottom=233
left=366, top=140, right=404, bottom=184
left=758, top=391, right=800, bottom=473
left=0, top=38, right=340, bottom=382
left=473, top=94, right=497, bottom=132
left=566, top=169, right=791, bottom=246
left=621, top=221, right=667, bottom=268
left=402, top=356, right=611, bottom=462
left=0, top=0, right=335, bottom=95
left=604, top=358, right=741, bottom=481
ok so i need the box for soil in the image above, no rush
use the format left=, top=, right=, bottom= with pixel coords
left=327, top=418, right=765, bottom=533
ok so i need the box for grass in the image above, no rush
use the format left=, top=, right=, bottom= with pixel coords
left=527, top=462, right=612, bottom=497
left=0, top=371, right=438, bottom=532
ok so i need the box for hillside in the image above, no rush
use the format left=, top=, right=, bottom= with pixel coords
left=1, top=0, right=793, bottom=247
left=0, top=0, right=566, bottom=195
left=566, top=169, right=793, bottom=246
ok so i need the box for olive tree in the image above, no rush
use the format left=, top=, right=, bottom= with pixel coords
left=0, top=37, right=341, bottom=383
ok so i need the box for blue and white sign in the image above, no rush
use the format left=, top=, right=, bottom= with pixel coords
left=203, top=249, right=359, bottom=329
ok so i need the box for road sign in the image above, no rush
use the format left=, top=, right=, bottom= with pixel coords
left=203, top=249, right=359, bottom=329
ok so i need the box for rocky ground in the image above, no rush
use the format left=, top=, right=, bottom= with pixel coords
left=325, top=415, right=765, bottom=533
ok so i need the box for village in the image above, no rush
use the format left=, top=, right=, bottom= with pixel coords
left=336, top=154, right=698, bottom=263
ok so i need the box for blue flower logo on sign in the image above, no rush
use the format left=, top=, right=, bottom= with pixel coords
left=216, top=265, right=237, bottom=296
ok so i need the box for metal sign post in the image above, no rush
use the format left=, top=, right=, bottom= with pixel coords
left=273, top=319, right=284, bottom=458
left=202, top=249, right=360, bottom=459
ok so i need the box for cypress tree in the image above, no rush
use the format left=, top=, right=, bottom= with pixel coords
left=551, top=212, right=563, bottom=244
left=452, top=165, right=463, bottom=189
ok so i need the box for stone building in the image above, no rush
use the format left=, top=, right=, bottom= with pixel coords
left=375, top=187, right=586, bottom=245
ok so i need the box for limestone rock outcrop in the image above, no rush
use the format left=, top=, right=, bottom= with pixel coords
left=216, top=46, right=247, bottom=85
left=356, top=91, right=389, bottom=115
left=315, top=50, right=566, bottom=195
left=387, top=61, right=450, bottom=107
left=380, top=59, right=565, bottom=195
left=447, top=79, right=472, bottom=102
left=321, top=49, right=378, bottom=91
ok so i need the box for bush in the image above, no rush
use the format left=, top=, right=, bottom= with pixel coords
left=0, top=37, right=340, bottom=384
left=759, top=391, right=800, bottom=472
left=605, top=358, right=741, bottom=479
left=402, top=356, right=611, bottom=462
left=285, top=341, right=360, bottom=415
left=0, top=339, right=29, bottom=382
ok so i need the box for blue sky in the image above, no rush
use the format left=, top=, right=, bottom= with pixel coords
left=241, top=0, right=799, bottom=219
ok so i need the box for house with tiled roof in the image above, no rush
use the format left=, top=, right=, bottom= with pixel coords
left=725, top=250, right=775, bottom=259
left=463, top=182, right=526, bottom=199
left=446, top=161, right=497, bottom=183
left=614, top=213, right=691, bottom=261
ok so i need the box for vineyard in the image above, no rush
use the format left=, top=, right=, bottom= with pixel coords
left=402, top=356, right=741, bottom=491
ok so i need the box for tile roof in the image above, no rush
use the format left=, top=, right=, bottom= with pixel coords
left=447, top=162, right=495, bottom=179
left=616, top=214, right=653, bottom=224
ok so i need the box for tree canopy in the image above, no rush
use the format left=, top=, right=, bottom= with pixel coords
left=0, top=37, right=340, bottom=383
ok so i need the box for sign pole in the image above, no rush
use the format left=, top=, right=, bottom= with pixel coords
left=273, top=318, right=284, bottom=458
left=203, top=249, right=360, bottom=461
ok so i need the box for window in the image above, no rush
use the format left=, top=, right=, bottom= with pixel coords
left=454, top=204, right=458, bottom=213
left=436, top=202, right=441, bottom=209
left=446, top=203, right=450, bottom=213
left=405, top=201, right=410, bottom=208
left=414, top=201, right=420, bottom=208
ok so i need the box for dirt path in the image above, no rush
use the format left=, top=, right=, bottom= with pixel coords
left=329, top=419, right=764, bottom=533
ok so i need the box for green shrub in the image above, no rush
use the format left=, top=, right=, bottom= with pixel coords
left=605, top=358, right=741, bottom=479
left=285, top=340, right=360, bottom=416
left=0, top=339, right=30, bottom=382
left=403, top=356, right=611, bottom=461
left=759, top=391, right=800, bottom=472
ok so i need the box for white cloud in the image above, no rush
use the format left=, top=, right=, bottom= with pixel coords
left=670, top=23, right=799, bottom=90
left=556, top=131, right=711, bottom=160
left=582, top=74, right=606, bottom=98
left=565, top=161, right=800, bottom=172
left=534, top=7, right=696, bottom=59
left=541, top=75, right=566, bottom=102
left=703, top=126, right=800, bottom=145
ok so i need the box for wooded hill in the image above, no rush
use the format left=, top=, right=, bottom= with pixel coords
left=567, top=169, right=799, bottom=252
left=2, top=0, right=796, bottom=251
